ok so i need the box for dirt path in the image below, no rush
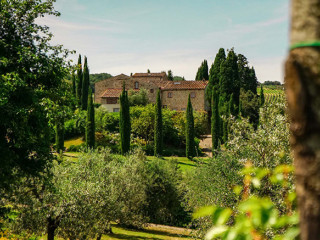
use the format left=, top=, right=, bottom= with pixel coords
left=199, top=135, right=212, bottom=157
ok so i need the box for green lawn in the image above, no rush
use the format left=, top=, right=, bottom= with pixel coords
left=102, top=224, right=194, bottom=240
left=39, top=224, right=194, bottom=240
left=64, top=137, right=84, bottom=148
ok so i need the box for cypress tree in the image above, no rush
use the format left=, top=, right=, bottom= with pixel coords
left=249, top=67, right=258, bottom=94
left=207, top=48, right=226, bottom=102
left=76, top=54, right=83, bottom=107
left=167, top=70, right=173, bottom=81
left=72, top=72, right=76, bottom=97
left=223, top=119, right=228, bottom=143
left=219, top=49, right=240, bottom=107
left=211, top=87, right=220, bottom=150
left=186, top=95, right=195, bottom=159
left=86, top=88, right=95, bottom=149
left=55, top=117, right=64, bottom=152
left=260, top=85, right=265, bottom=106
left=154, top=89, right=163, bottom=156
left=119, top=82, right=131, bottom=154
left=81, top=56, right=89, bottom=110
left=229, top=93, right=235, bottom=116
left=195, top=60, right=209, bottom=80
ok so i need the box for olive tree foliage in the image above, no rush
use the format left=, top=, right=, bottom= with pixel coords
left=185, top=98, right=292, bottom=233
left=128, top=88, right=149, bottom=106
left=10, top=149, right=149, bottom=239
left=0, top=0, right=72, bottom=190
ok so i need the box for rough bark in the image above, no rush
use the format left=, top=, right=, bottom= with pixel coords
left=285, top=0, right=320, bottom=239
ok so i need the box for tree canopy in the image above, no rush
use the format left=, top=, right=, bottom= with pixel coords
left=0, top=0, right=71, bottom=190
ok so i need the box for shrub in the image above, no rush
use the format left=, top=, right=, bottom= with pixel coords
left=95, top=107, right=119, bottom=133
left=144, top=159, right=191, bottom=226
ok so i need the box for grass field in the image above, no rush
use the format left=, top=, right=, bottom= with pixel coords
left=102, top=224, right=194, bottom=240
left=64, top=137, right=84, bottom=148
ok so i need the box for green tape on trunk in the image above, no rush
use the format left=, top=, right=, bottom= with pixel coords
left=290, top=41, right=320, bottom=50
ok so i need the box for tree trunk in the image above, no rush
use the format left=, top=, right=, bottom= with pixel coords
left=285, top=0, right=320, bottom=239
left=47, top=217, right=58, bottom=240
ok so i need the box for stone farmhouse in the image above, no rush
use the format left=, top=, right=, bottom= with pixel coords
left=94, top=72, right=209, bottom=112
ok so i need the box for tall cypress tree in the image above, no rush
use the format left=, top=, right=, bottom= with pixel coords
left=207, top=48, right=226, bottom=102
left=86, top=88, right=95, bottom=149
left=195, top=60, right=209, bottom=80
left=76, top=54, right=83, bottom=107
left=72, top=72, right=76, bottom=97
left=219, top=49, right=240, bottom=107
left=186, top=95, right=195, bottom=159
left=229, top=93, right=235, bottom=116
left=55, top=117, right=64, bottom=152
left=260, top=85, right=265, bottom=106
left=154, top=89, right=163, bottom=156
left=81, top=56, right=89, bottom=110
left=119, top=82, right=131, bottom=154
left=211, top=87, right=220, bottom=150
left=167, top=70, right=173, bottom=81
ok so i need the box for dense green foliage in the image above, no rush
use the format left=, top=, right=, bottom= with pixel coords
left=76, top=54, right=82, bottom=107
left=186, top=99, right=293, bottom=237
left=72, top=72, right=76, bottom=97
left=128, top=88, right=149, bottom=106
left=81, top=56, right=89, bottom=110
left=7, top=149, right=189, bottom=238
left=219, top=49, right=240, bottom=105
left=86, top=88, right=95, bottom=149
left=195, top=60, right=209, bottom=80
left=119, top=83, right=131, bottom=154
left=205, top=48, right=259, bottom=148
left=206, top=48, right=226, bottom=102
left=263, top=80, right=282, bottom=86
left=186, top=95, right=195, bottom=159
left=0, top=0, right=70, bottom=190
left=89, top=72, right=112, bottom=84
left=260, top=84, right=265, bottom=106
left=154, top=90, right=163, bottom=156
left=238, top=54, right=257, bottom=94
left=173, top=76, right=185, bottom=81
left=239, top=89, right=260, bottom=128
left=55, top=117, right=65, bottom=152
left=211, top=88, right=220, bottom=150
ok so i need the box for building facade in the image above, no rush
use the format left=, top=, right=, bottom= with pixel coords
left=95, top=72, right=209, bottom=112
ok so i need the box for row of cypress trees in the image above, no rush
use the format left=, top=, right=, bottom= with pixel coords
left=72, top=54, right=91, bottom=110
left=119, top=86, right=196, bottom=159
left=207, top=48, right=260, bottom=151
left=56, top=55, right=95, bottom=152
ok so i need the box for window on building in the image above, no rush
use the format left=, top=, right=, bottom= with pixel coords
left=190, top=92, right=196, bottom=98
left=134, top=81, right=139, bottom=89
left=113, top=108, right=120, bottom=112
left=150, top=89, right=154, bottom=93
left=168, top=92, right=173, bottom=98
left=162, top=105, right=167, bottom=108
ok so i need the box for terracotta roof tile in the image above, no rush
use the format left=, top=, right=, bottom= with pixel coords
left=132, top=72, right=167, bottom=78
left=100, top=88, right=139, bottom=98
left=161, top=81, right=208, bottom=90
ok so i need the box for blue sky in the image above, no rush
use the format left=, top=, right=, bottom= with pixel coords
left=40, top=0, right=289, bottom=82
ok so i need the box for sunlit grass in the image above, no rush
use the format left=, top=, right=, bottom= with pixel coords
left=64, top=137, right=84, bottom=149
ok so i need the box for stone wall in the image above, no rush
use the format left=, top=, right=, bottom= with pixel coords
left=161, top=89, right=206, bottom=111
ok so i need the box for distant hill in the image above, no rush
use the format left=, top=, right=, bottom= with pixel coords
left=173, top=76, right=185, bottom=81
left=90, top=73, right=113, bottom=84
